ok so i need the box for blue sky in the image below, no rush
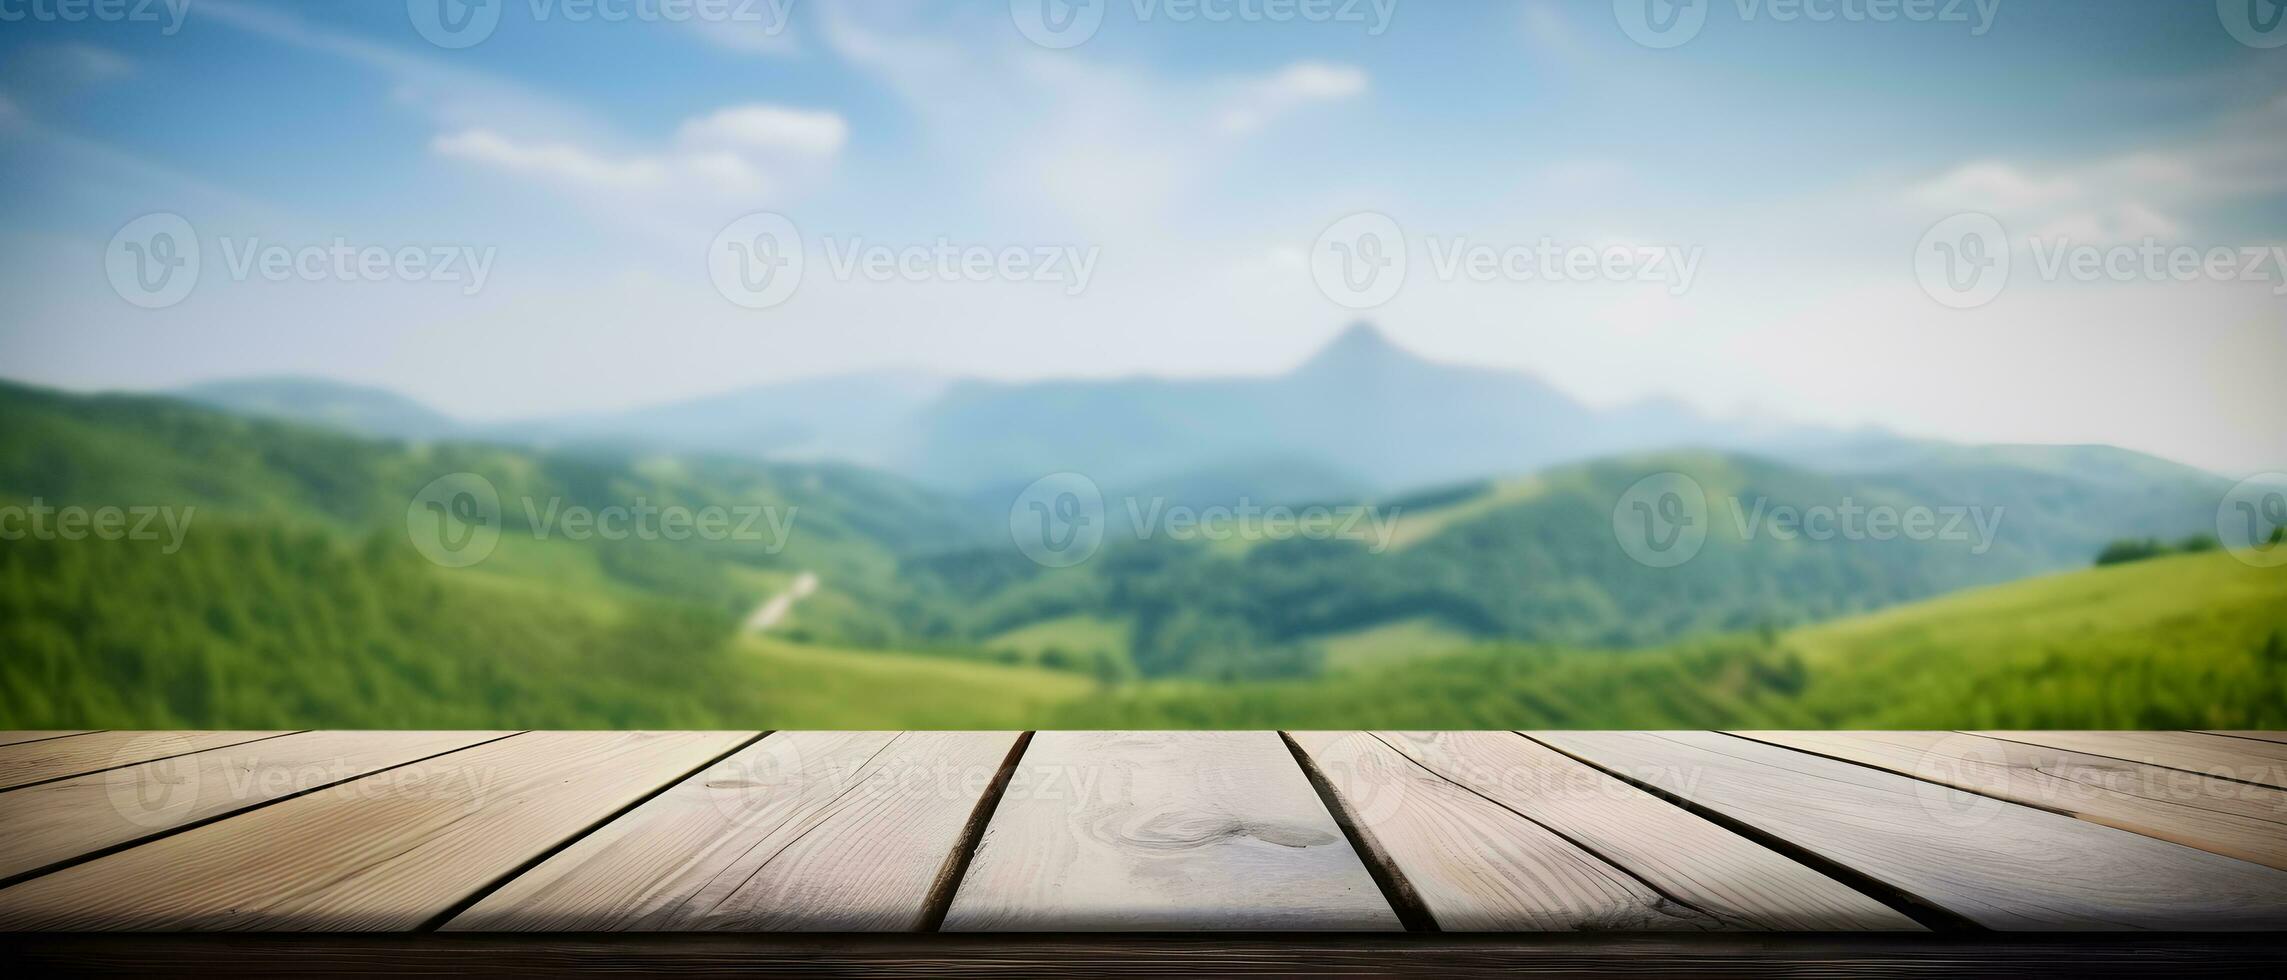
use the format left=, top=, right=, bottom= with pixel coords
left=1, top=0, right=2283, bottom=474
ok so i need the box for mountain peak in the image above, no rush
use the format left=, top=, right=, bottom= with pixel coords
left=1297, top=322, right=1418, bottom=375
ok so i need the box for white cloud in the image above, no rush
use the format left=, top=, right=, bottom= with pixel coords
left=1218, top=62, right=1369, bottom=135
left=677, top=105, right=847, bottom=158
left=434, top=101, right=845, bottom=207
left=1909, top=96, right=2287, bottom=245
left=431, top=130, right=678, bottom=193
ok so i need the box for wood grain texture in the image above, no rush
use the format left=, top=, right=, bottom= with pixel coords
left=447, top=731, right=1020, bottom=932
left=0, top=730, right=513, bottom=883
left=1971, top=731, right=2287, bottom=789
left=1289, top=731, right=1717, bottom=931
left=2198, top=731, right=2287, bottom=745
left=1360, top=731, right=1915, bottom=931
left=940, top=731, right=1400, bottom=931
left=1534, top=731, right=2287, bottom=931
left=0, top=731, right=295, bottom=791
left=0, top=731, right=753, bottom=931
left=1736, top=731, right=2287, bottom=872
left=0, top=732, right=97, bottom=748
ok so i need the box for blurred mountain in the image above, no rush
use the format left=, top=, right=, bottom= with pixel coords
left=895, top=322, right=1709, bottom=495
left=176, top=377, right=461, bottom=442
left=502, top=371, right=950, bottom=468
left=162, top=325, right=2214, bottom=509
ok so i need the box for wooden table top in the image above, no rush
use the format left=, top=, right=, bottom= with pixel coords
left=2, top=730, right=2284, bottom=936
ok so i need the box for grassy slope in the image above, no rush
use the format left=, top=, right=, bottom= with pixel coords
left=985, top=614, right=1130, bottom=659
left=1319, top=616, right=1477, bottom=672
left=0, top=517, right=1084, bottom=730
left=5, top=531, right=2274, bottom=729
left=1784, top=550, right=2287, bottom=727
left=1054, top=553, right=2287, bottom=728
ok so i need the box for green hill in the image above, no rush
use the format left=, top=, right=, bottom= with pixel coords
left=1, top=379, right=2271, bottom=730
left=922, top=448, right=2226, bottom=680
left=1053, top=552, right=2287, bottom=729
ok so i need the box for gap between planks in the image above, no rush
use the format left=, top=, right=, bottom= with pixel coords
left=416, top=731, right=776, bottom=932
left=1517, top=732, right=1978, bottom=932
left=0, top=731, right=529, bottom=891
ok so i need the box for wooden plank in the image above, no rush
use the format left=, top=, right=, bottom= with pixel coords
left=0, top=731, right=295, bottom=790
left=0, top=730, right=514, bottom=883
left=2195, top=731, right=2287, bottom=746
left=1357, top=731, right=1915, bottom=931
left=1737, top=731, right=2287, bottom=872
left=0, top=731, right=98, bottom=748
left=940, top=731, right=1400, bottom=931
left=447, top=731, right=1020, bottom=931
left=1291, top=731, right=1720, bottom=930
left=1971, top=731, right=2287, bottom=789
left=0, top=731, right=754, bottom=931
left=1534, top=731, right=2287, bottom=930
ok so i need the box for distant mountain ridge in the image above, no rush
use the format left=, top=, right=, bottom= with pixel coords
left=179, top=378, right=462, bottom=442
left=162, top=323, right=1878, bottom=502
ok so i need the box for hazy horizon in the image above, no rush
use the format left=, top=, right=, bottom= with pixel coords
left=3, top=1, right=2283, bottom=474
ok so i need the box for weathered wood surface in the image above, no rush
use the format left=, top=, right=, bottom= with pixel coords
left=1360, top=731, right=1917, bottom=931
left=1290, top=730, right=1714, bottom=931
left=1736, top=730, right=2287, bottom=871
left=0, top=731, right=294, bottom=790
left=0, top=731, right=753, bottom=930
left=0, top=731, right=97, bottom=748
left=449, top=731, right=1021, bottom=931
left=0, top=730, right=2283, bottom=935
left=1533, top=731, right=2287, bottom=930
left=0, top=730, right=514, bottom=883
left=2198, top=731, right=2287, bottom=745
left=1973, top=731, right=2287, bottom=789
left=940, top=731, right=1401, bottom=931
